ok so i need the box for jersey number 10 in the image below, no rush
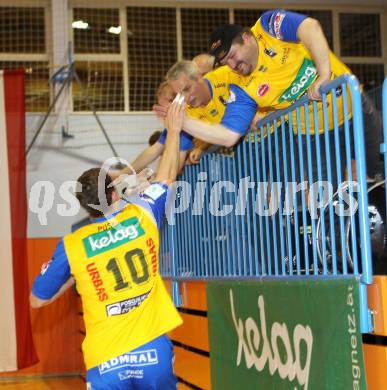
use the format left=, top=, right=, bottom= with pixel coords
left=106, top=248, right=149, bottom=291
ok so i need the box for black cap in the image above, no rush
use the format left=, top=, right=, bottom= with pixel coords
left=208, top=24, right=244, bottom=63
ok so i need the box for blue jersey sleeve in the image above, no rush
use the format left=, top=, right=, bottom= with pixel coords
left=179, top=131, right=193, bottom=151
left=31, top=239, right=71, bottom=300
left=157, top=129, right=167, bottom=145
left=221, top=85, right=257, bottom=135
left=260, top=9, right=308, bottom=42
left=157, top=129, right=193, bottom=151
left=128, top=183, right=169, bottom=229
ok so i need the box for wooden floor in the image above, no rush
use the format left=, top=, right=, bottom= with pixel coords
left=0, top=376, right=85, bottom=389
left=0, top=376, right=190, bottom=389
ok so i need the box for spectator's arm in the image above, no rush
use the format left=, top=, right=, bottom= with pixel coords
left=178, top=150, right=188, bottom=172
left=297, top=18, right=331, bottom=99
left=182, top=118, right=241, bottom=147
left=194, top=139, right=212, bottom=151
left=154, top=97, right=184, bottom=184
left=131, top=142, right=165, bottom=173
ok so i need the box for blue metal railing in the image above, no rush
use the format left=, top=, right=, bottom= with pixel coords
left=160, top=75, right=380, bottom=333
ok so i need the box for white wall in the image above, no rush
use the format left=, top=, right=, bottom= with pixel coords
left=27, top=112, right=161, bottom=238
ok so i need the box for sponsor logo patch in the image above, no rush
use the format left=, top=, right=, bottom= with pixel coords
left=264, top=47, right=277, bottom=58
left=99, top=349, right=158, bottom=374
left=118, top=369, right=144, bottom=380
left=40, top=260, right=52, bottom=275
left=83, top=217, right=144, bottom=257
left=226, top=90, right=236, bottom=104
left=279, top=58, right=317, bottom=102
left=106, top=291, right=151, bottom=316
left=218, top=95, right=227, bottom=106
left=143, top=183, right=166, bottom=201
left=281, top=47, right=291, bottom=64
left=211, top=39, right=221, bottom=51
left=273, top=11, right=285, bottom=39
left=257, top=83, right=270, bottom=97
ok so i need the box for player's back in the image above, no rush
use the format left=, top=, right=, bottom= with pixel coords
left=63, top=202, right=182, bottom=369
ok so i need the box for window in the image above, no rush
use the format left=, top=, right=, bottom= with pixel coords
left=0, top=7, right=48, bottom=111
left=73, top=8, right=120, bottom=54
left=340, top=13, right=381, bottom=57
left=294, top=10, right=333, bottom=47
left=348, top=63, right=384, bottom=90
left=181, top=8, right=229, bottom=60
left=0, top=7, right=45, bottom=53
left=73, top=7, right=123, bottom=111
left=0, top=61, right=49, bottom=112
left=127, top=7, right=177, bottom=111
left=73, top=61, right=124, bottom=111
left=234, top=9, right=262, bottom=28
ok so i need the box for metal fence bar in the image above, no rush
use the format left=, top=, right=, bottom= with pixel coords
left=288, top=113, right=299, bottom=275
left=296, top=106, right=309, bottom=275
left=303, top=101, right=317, bottom=275
left=281, top=116, right=293, bottom=275
left=273, top=119, right=286, bottom=275
left=267, top=121, right=279, bottom=276
left=342, top=84, right=357, bottom=275
left=331, top=88, right=347, bottom=275
left=322, top=92, right=338, bottom=275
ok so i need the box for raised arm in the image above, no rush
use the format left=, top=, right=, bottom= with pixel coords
left=131, top=142, right=164, bottom=173
left=297, top=17, right=331, bottom=99
left=154, top=95, right=185, bottom=184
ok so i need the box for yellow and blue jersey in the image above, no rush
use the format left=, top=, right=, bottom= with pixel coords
left=222, top=10, right=352, bottom=136
left=186, top=65, right=238, bottom=125
left=32, top=183, right=182, bottom=370
left=157, top=66, right=236, bottom=150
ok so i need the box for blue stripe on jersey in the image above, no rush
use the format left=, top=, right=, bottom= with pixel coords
left=204, top=78, right=213, bottom=98
left=31, top=239, right=71, bottom=300
left=133, top=183, right=168, bottom=229
left=220, top=84, right=257, bottom=135
left=260, top=9, right=308, bottom=42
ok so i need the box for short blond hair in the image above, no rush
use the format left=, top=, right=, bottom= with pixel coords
left=166, top=60, right=200, bottom=82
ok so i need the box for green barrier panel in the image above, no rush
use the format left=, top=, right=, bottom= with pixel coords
left=207, top=278, right=366, bottom=390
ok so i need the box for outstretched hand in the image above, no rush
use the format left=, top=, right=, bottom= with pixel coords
left=187, top=148, right=203, bottom=164
left=307, top=76, right=330, bottom=101
left=165, top=93, right=186, bottom=134
left=152, top=104, right=168, bottom=121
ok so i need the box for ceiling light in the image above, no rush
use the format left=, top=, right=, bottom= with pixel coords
left=108, top=26, right=121, bottom=35
left=72, top=20, right=89, bottom=29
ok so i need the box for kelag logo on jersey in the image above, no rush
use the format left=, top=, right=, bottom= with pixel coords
left=83, top=217, right=145, bottom=257
left=279, top=58, right=317, bottom=103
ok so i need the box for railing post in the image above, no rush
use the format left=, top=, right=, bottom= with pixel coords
left=167, top=193, right=182, bottom=307
left=346, top=75, right=372, bottom=285
left=359, top=282, right=374, bottom=333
